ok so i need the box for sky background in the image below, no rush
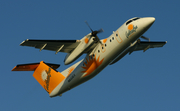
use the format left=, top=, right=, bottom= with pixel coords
left=1, top=0, right=179, bottom=111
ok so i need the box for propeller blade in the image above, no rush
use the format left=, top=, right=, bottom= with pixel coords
left=97, top=28, right=104, bottom=33
left=84, top=21, right=104, bottom=45
left=91, top=28, right=104, bottom=37
left=85, top=21, right=104, bottom=36
left=85, top=21, right=93, bottom=32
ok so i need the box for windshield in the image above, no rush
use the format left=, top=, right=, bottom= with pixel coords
left=126, top=17, right=140, bottom=25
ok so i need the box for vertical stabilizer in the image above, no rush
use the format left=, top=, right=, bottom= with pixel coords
left=12, top=61, right=65, bottom=95
left=33, top=61, right=65, bottom=94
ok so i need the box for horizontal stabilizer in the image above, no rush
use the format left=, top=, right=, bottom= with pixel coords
left=12, top=62, right=60, bottom=71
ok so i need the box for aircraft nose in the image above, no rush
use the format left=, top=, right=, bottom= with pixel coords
left=143, top=17, right=155, bottom=30
left=146, top=17, right=155, bottom=25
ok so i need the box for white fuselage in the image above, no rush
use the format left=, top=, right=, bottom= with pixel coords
left=49, top=17, right=155, bottom=97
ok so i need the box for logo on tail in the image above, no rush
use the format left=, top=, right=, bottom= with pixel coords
left=41, top=68, right=51, bottom=93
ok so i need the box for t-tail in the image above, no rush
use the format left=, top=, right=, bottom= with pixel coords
left=12, top=61, right=65, bottom=96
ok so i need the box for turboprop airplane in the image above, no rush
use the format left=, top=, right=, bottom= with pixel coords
left=12, top=17, right=167, bottom=97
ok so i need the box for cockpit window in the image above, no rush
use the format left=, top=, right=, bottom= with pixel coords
left=133, top=17, right=140, bottom=21
left=126, top=17, right=140, bottom=25
left=126, top=20, right=133, bottom=25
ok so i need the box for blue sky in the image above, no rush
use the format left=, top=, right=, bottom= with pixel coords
left=1, top=0, right=179, bottom=110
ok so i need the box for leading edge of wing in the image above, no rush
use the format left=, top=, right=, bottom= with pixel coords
left=20, top=39, right=81, bottom=53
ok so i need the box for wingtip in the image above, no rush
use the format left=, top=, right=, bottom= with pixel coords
left=20, top=39, right=29, bottom=46
left=12, top=66, right=17, bottom=71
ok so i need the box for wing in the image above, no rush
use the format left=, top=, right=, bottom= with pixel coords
left=20, top=39, right=81, bottom=54
left=129, top=41, right=167, bottom=54
left=110, top=40, right=167, bottom=65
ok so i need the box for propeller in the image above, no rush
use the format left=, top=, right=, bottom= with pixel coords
left=141, top=36, right=150, bottom=42
left=85, top=21, right=104, bottom=44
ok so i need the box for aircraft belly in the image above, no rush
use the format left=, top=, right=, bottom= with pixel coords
left=55, top=57, right=107, bottom=95
left=59, top=52, right=125, bottom=95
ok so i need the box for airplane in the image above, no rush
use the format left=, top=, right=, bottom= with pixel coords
left=12, top=17, right=167, bottom=97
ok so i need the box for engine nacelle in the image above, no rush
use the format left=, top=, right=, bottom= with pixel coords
left=64, top=34, right=95, bottom=65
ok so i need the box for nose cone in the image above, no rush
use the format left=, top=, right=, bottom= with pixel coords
left=143, top=17, right=155, bottom=30
left=145, top=17, right=155, bottom=25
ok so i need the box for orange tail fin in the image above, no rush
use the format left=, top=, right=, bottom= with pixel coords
left=12, top=61, right=65, bottom=94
